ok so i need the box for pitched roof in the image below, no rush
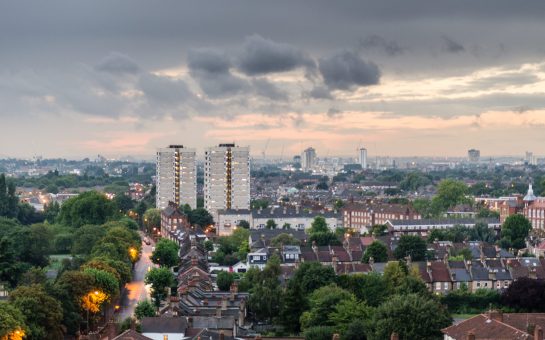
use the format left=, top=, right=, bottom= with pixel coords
left=442, top=314, right=533, bottom=340
left=141, top=317, right=188, bottom=333
left=113, top=329, right=153, bottom=340
left=430, top=261, right=451, bottom=282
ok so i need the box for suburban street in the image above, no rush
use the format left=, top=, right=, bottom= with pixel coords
left=117, top=234, right=154, bottom=321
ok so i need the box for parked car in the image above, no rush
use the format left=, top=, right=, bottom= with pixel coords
left=144, top=237, right=151, bottom=245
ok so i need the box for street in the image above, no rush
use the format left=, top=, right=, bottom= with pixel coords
left=117, top=234, right=154, bottom=321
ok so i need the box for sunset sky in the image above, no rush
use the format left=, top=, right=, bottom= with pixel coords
left=2, top=0, right=545, bottom=159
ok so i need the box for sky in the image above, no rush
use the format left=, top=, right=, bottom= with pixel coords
left=1, top=0, right=545, bottom=159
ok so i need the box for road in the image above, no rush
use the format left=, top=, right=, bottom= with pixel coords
left=117, top=234, right=154, bottom=321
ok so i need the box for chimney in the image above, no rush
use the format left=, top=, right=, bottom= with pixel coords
left=535, top=325, right=543, bottom=340
left=188, top=317, right=193, bottom=328
left=390, top=332, right=399, bottom=340
left=489, top=270, right=496, bottom=281
left=221, top=296, right=228, bottom=310
left=487, top=309, right=503, bottom=322
left=467, top=331, right=476, bottom=340
left=369, top=256, right=375, bottom=267
left=332, top=334, right=340, bottom=340
left=495, top=245, right=501, bottom=258
left=220, top=331, right=225, bottom=340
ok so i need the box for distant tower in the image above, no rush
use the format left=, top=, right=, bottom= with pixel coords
left=302, top=147, right=316, bottom=172
left=359, top=148, right=368, bottom=169
left=468, top=149, right=480, bottom=162
left=526, top=151, right=537, bottom=166
left=156, top=145, right=197, bottom=210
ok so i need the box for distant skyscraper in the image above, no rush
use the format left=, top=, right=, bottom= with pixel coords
left=302, top=147, right=316, bottom=172
left=359, top=148, right=367, bottom=169
left=204, top=144, right=250, bottom=218
left=468, top=149, right=480, bottom=162
left=156, top=145, right=197, bottom=210
left=526, top=151, right=537, bottom=166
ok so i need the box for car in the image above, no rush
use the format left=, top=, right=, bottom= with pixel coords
left=144, top=237, right=151, bottom=245
left=151, top=246, right=155, bottom=252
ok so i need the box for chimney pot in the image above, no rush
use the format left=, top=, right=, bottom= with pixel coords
left=535, top=325, right=543, bottom=340
left=390, top=332, right=399, bottom=340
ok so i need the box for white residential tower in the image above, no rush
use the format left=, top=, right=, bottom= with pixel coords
left=204, top=144, right=250, bottom=219
left=156, top=145, right=197, bottom=210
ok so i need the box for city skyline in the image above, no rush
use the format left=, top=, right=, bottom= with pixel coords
left=2, top=1, right=545, bottom=158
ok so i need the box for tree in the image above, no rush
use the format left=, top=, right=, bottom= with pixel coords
left=204, top=240, right=214, bottom=251
left=309, top=216, right=328, bottom=233
left=270, top=233, right=301, bottom=247
left=308, top=231, right=341, bottom=246
left=0, top=237, right=27, bottom=287
left=8, top=224, right=52, bottom=267
left=72, top=224, right=105, bottom=255
left=135, top=300, right=156, bottom=320
left=145, top=267, right=174, bottom=308
left=151, top=239, right=180, bottom=268
left=280, top=262, right=336, bottom=333
left=316, top=182, right=329, bottom=190
left=304, top=326, right=336, bottom=340
left=362, top=241, right=388, bottom=263
left=501, top=277, right=545, bottom=312
left=43, top=201, right=60, bottom=224
left=432, top=179, right=470, bottom=212
left=300, top=285, right=354, bottom=329
left=58, top=191, right=117, bottom=227
left=372, top=294, right=452, bottom=340
left=143, top=208, right=161, bottom=234
left=216, top=271, right=235, bottom=291
left=501, top=214, right=532, bottom=250
left=0, top=302, right=27, bottom=340
left=342, top=320, right=368, bottom=340
left=113, top=194, right=134, bottom=214
left=265, top=219, right=277, bottom=229
left=53, top=270, right=96, bottom=336
left=237, top=220, right=250, bottom=229
left=383, top=261, right=409, bottom=288
left=470, top=222, right=496, bottom=243
left=330, top=298, right=372, bottom=334
left=10, top=284, right=64, bottom=340
left=188, top=208, right=214, bottom=227
left=393, top=235, right=427, bottom=261
left=336, top=273, right=390, bottom=307
left=251, top=199, right=269, bottom=210
left=83, top=267, right=120, bottom=300
left=245, top=255, right=283, bottom=323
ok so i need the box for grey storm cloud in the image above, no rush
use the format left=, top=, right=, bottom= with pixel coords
left=318, top=51, right=380, bottom=90
left=187, top=49, right=231, bottom=74
left=95, top=52, right=140, bottom=75
left=441, top=35, right=465, bottom=53
left=137, top=73, right=194, bottom=106
left=187, top=48, right=250, bottom=98
left=236, top=35, right=316, bottom=75
left=305, top=86, right=334, bottom=100
left=360, top=35, right=405, bottom=56
left=251, top=78, right=288, bottom=101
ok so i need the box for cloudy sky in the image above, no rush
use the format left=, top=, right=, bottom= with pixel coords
left=2, top=0, right=545, bottom=159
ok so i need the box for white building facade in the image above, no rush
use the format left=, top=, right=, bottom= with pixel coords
left=302, top=147, right=316, bottom=172
left=156, top=145, right=197, bottom=210
left=204, top=144, right=250, bottom=221
left=359, top=148, right=367, bottom=169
